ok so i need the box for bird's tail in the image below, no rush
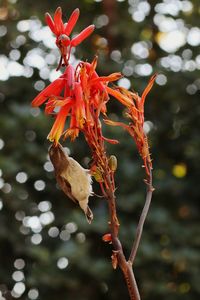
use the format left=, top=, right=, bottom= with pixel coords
left=85, top=206, right=93, bottom=224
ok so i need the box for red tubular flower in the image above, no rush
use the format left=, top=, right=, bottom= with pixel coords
left=45, top=7, right=79, bottom=37
left=64, top=8, right=80, bottom=36
left=31, top=77, right=65, bottom=107
left=47, top=104, right=72, bottom=144
left=31, top=55, right=122, bottom=145
left=53, top=7, right=64, bottom=35
left=45, top=7, right=95, bottom=66
left=31, top=65, right=75, bottom=108
left=74, top=82, right=86, bottom=128
left=63, top=64, right=75, bottom=96
left=77, top=57, right=123, bottom=116
left=70, top=25, right=95, bottom=47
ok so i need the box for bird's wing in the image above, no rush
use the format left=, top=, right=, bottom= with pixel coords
left=56, top=175, right=78, bottom=204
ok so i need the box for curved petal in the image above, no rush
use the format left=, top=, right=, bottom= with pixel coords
left=141, top=74, right=157, bottom=106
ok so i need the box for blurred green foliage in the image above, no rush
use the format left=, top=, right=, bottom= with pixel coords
left=0, top=0, right=200, bottom=299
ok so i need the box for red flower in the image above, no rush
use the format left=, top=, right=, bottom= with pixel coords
left=31, top=63, right=75, bottom=106
left=31, top=57, right=122, bottom=144
left=31, top=78, right=64, bottom=108
left=45, top=7, right=95, bottom=67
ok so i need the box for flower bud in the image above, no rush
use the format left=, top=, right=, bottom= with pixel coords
left=108, top=155, right=117, bottom=172
left=102, top=233, right=112, bottom=243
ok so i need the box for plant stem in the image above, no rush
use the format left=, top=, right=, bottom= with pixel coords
left=85, top=123, right=142, bottom=299
left=105, top=176, right=140, bottom=300
left=129, top=167, right=154, bottom=265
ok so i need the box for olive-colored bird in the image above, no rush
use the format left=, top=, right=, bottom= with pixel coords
left=49, top=143, right=93, bottom=223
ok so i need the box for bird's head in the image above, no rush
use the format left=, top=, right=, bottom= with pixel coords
left=48, top=143, right=69, bottom=171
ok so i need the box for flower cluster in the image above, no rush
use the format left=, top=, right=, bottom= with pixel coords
left=45, top=7, right=95, bottom=68
left=32, top=56, right=122, bottom=144
left=105, top=75, right=156, bottom=175
left=32, top=7, right=155, bottom=176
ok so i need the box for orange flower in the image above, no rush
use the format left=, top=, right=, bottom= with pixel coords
left=31, top=57, right=123, bottom=145
left=105, top=75, right=156, bottom=175
left=77, top=57, right=123, bottom=116
left=47, top=104, right=72, bottom=144
left=45, top=7, right=95, bottom=67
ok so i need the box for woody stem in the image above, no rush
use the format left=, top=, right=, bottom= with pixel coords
left=129, top=165, right=153, bottom=264
left=105, top=175, right=140, bottom=300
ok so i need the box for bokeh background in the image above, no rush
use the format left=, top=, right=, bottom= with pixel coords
left=0, top=0, right=200, bottom=299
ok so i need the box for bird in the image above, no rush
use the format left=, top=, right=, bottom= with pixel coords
left=48, top=142, right=93, bottom=223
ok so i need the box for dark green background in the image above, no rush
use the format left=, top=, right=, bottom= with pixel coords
left=0, top=0, right=199, bottom=299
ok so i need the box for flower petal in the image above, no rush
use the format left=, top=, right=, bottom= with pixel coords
left=63, top=64, right=75, bottom=96
left=45, top=13, right=56, bottom=34
left=71, top=25, right=95, bottom=47
left=64, top=8, right=80, bottom=36
left=31, top=78, right=65, bottom=107
left=106, top=86, right=133, bottom=107
left=74, top=82, right=86, bottom=127
left=45, top=97, right=72, bottom=114
left=91, top=56, right=98, bottom=71
left=104, top=118, right=129, bottom=131
left=47, top=105, right=70, bottom=144
left=90, top=73, right=122, bottom=84
left=141, top=74, right=157, bottom=106
left=54, top=7, right=64, bottom=35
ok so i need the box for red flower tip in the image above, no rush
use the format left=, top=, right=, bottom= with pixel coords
left=45, top=8, right=95, bottom=67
